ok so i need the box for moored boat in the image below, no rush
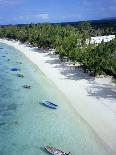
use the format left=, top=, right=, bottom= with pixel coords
left=23, top=85, right=31, bottom=89
left=44, top=146, right=70, bottom=155
left=16, top=74, right=24, bottom=78
left=16, top=61, right=22, bottom=64
left=40, top=100, right=58, bottom=109
left=11, top=68, right=20, bottom=71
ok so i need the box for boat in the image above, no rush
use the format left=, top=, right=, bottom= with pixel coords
left=40, top=100, right=58, bottom=109
left=23, top=85, right=31, bottom=89
left=16, top=61, right=22, bottom=64
left=11, top=68, right=20, bottom=71
left=44, top=146, right=70, bottom=155
left=16, top=74, right=24, bottom=78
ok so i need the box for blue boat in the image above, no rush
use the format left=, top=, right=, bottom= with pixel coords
left=40, top=100, right=58, bottom=109
left=11, top=68, right=20, bottom=71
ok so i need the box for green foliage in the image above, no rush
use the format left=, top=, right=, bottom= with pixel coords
left=0, top=23, right=115, bottom=77
left=78, top=40, right=116, bottom=76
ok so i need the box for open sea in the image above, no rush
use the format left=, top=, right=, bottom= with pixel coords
left=0, top=43, right=110, bottom=155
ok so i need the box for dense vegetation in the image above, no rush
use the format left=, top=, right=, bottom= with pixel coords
left=0, top=21, right=116, bottom=77
left=61, top=19, right=116, bottom=36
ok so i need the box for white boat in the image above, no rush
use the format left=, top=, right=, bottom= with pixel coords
left=45, top=146, right=70, bottom=155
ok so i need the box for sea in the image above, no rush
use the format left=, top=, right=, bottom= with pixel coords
left=0, top=42, right=110, bottom=155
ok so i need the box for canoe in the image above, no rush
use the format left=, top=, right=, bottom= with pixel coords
left=41, top=100, right=58, bottom=109
left=23, top=85, right=31, bottom=89
left=11, top=68, right=20, bottom=71
left=44, top=146, right=70, bottom=155
left=16, top=61, right=22, bottom=64
left=16, top=74, right=24, bottom=78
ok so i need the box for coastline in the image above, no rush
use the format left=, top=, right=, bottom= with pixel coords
left=0, top=39, right=116, bottom=154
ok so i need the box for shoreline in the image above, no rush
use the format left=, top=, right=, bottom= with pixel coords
left=0, top=39, right=116, bottom=154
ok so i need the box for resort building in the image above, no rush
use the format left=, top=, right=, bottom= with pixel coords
left=86, top=35, right=115, bottom=44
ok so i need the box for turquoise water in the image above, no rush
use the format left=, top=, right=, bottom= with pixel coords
left=0, top=43, right=110, bottom=155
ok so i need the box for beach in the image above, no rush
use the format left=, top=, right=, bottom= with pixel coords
left=0, top=39, right=116, bottom=154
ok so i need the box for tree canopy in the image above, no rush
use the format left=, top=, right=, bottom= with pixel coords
left=0, top=22, right=115, bottom=77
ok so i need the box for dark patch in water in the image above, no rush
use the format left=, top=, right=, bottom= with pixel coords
left=0, top=104, right=17, bottom=115
left=7, top=104, right=17, bottom=111
left=12, top=143, right=17, bottom=146
left=0, top=47, right=3, bottom=49
left=8, top=121, right=19, bottom=126
left=13, top=121, right=19, bottom=125
left=0, top=112, right=9, bottom=116
left=0, top=91, right=13, bottom=98
left=0, top=122, right=6, bottom=127
left=0, top=106, right=7, bottom=112
left=2, top=56, right=6, bottom=57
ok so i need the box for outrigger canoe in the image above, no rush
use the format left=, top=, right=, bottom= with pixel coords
left=45, top=146, right=70, bottom=155
left=40, top=100, right=58, bottom=109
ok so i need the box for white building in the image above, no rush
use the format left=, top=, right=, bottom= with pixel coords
left=86, top=35, right=115, bottom=44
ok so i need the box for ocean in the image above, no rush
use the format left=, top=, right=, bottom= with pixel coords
left=0, top=42, right=109, bottom=155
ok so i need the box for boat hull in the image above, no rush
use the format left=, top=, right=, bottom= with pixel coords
left=40, top=100, right=58, bottom=109
left=44, top=146, right=69, bottom=155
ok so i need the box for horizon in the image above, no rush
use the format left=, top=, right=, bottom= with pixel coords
left=0, top=17, right=116, bottom=26
left=0, top=0, right=116, bottom=25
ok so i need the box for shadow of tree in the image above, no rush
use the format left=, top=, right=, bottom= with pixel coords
left=87, top=82, right=116, bottom=100
left=33, top=50, right=116, bottom=100
left=45, top=54, right=94, bottom=81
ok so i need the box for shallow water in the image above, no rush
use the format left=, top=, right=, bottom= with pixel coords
left=0, top=43, right=110, bottom=155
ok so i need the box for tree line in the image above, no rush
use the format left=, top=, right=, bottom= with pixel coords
left=0, top=22, right=116, bottom=77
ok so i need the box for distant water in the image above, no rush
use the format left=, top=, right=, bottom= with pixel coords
left=0, top=43, right=110, bottom=155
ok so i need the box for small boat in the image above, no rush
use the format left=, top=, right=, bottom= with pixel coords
left=44, top=146, right=70, bottom=155
left=41, top=100, right=58, bottom=109
left=11, top=68, right=20, bottom=71
left=16, top=74, right=24, bottom=78
left=16, top=61, right=22, bottom=64
left=23, top=85, right=31, bottom=89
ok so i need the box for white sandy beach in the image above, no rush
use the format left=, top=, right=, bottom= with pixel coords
left=0, top=39, right=116, bottom=154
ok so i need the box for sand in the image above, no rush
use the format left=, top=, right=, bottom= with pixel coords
left=0, top=39, right=116, bottom=154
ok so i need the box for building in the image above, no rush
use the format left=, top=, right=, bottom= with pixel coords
left=86, top=35, right=115, bottom=44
